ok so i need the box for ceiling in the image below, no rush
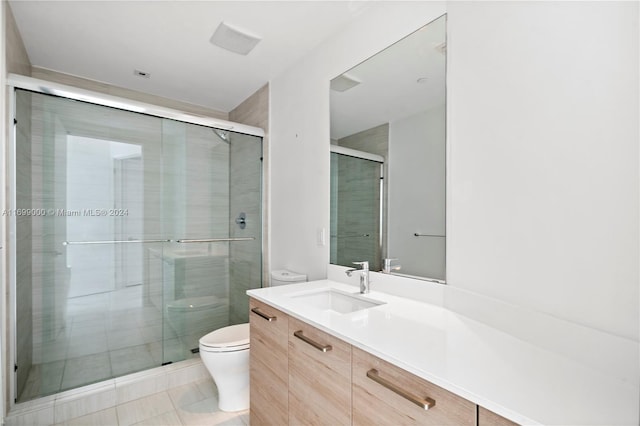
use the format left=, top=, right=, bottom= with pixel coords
left=330, top=14, right=446, bottom=139
left=9, top=1, right=366, bottom=112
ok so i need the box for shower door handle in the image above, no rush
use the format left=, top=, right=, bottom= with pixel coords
left=62, top=239, right=171, bottom=245
left=175, top=237, right=255, bottom=243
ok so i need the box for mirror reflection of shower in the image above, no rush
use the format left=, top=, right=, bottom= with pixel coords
left=330, top=146, right=384, bottom=272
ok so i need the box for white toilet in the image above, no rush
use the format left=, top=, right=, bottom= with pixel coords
left=270, top=269, right=307, bottom=286
left=166, top=296, right=229, bottom=350
left=199, top=269, right=307, bottom=412
left=199, top=323, right=250, bottom=411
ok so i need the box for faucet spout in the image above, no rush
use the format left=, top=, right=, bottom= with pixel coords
left=348, top=261, right=370, bottom=294
left=345, top=268, right=358, bottom=277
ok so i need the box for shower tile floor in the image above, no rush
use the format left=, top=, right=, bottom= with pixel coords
left=19, top=286, right=197, bottom=403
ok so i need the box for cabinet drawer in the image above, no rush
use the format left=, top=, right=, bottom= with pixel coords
left=479, top=407, right=519, bottom=426
left=288, top=316, right=352, bottom=426
left=352, top=347, right=476, bottom=426
left=249, top=298, right=289, bottom=426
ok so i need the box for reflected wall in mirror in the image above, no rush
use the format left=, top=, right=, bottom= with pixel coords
left=330, top=14, right=446, bottom=282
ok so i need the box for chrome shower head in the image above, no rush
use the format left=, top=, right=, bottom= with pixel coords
left=212, top=128, right=230, bottom=144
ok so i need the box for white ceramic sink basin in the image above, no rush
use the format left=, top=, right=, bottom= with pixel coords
left=290, top=288, right=385, bottom=314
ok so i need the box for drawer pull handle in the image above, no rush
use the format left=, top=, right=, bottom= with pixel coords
left=293, top=330, right=332, bottom=352
left=251, top=307, right=276, bottom=322
left=366, top=369, right=436, bottom=410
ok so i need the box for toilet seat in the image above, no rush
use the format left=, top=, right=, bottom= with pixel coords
left=199, top=323, right=250, bottom=352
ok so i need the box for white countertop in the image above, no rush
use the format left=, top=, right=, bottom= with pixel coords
left=247, top=280, right=639, bottom=426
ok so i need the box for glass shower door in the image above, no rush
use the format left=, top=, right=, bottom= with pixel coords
left=14, top=89, right=166, bottom=401
left=160, top=120, right=232, bottom=360
left=160, top=122, right=263, bottom=362
left=14, top=88, right=263, bottom=403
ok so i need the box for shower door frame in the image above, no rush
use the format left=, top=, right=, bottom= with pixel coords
left=4, top=74, right=265, bottom=410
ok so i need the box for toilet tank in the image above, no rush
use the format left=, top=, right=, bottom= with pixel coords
left=270, top=269, right=307, bottom=286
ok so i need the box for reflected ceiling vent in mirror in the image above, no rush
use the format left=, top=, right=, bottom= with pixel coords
left=434, top=41, right=447, bottom=55
left=330, top=73, right=361, bottom=92
left=210, top=21, right=262, bottom=55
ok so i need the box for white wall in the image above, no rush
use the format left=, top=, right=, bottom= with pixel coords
left=269, top=2, right=446, bottom=280
left=388, top=106, right=446, bottom=279
left=446, top=1, right=639, bottom=340
left=271, top=1, right=638, bottom=341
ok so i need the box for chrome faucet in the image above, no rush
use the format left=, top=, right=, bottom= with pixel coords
left=345, top=261, right=370, bottom=294
left=382, top=258, right=401, bottom=274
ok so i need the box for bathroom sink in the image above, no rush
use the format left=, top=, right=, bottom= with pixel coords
left=290, top=288, right=385, bottom=314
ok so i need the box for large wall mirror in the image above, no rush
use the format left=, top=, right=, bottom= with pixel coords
left=330, top=14, right=446, bottom=282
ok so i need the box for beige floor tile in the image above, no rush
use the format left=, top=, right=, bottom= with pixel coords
left=168, top=382, right=208, bottom=409
left=215, top=411, right=249, bottom=426
left=174, top=396, right=231, bottom=425
left=116, top=391, right=174, bottom=426
left=59, top=407, right=118, bottom=426
left=132, top=410, right=182, bottom=426
left=194, top=378, right=217, bottom=400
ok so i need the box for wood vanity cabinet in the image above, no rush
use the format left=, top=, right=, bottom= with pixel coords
left=352, top=346, right=476, bottom=425
left=249, top=298, right=289, bottom=426
left=249, top=298, right=519, bottom=426
left=478, top=407, right=519, bottom=426
left=288, top=316, right=352, bottom=425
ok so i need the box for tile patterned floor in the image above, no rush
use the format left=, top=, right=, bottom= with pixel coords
left=20, top=286, right=198, bottom=402
left=52, top=378, right=249, bottom=426
left=15, top=279, right=249, bottom=425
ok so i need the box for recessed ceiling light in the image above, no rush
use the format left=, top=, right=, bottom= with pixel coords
left=210, top=21, right=262, bottom=56
left=134, top=69, right=151, bottom=79
left=330, top=73, right=361, bottom=92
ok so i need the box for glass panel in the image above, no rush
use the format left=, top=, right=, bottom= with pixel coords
left=14, top=88, right=263, bottom=402
left=15, top=89, right=164, bottom=401
left=330, top=152, right=382, bottom=271
left=160, top=123, right=263, bottom=361
left=161, top=120, right=231, bottom=360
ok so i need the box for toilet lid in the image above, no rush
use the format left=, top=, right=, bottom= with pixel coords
left=199, top=323, right=249, bottom=350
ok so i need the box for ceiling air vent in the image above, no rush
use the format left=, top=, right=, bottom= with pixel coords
left=330, top=73, right=361, bottom=92
left=433, top=42, right=447, bottom=55
left=210, top=22, right=262, bottom=56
